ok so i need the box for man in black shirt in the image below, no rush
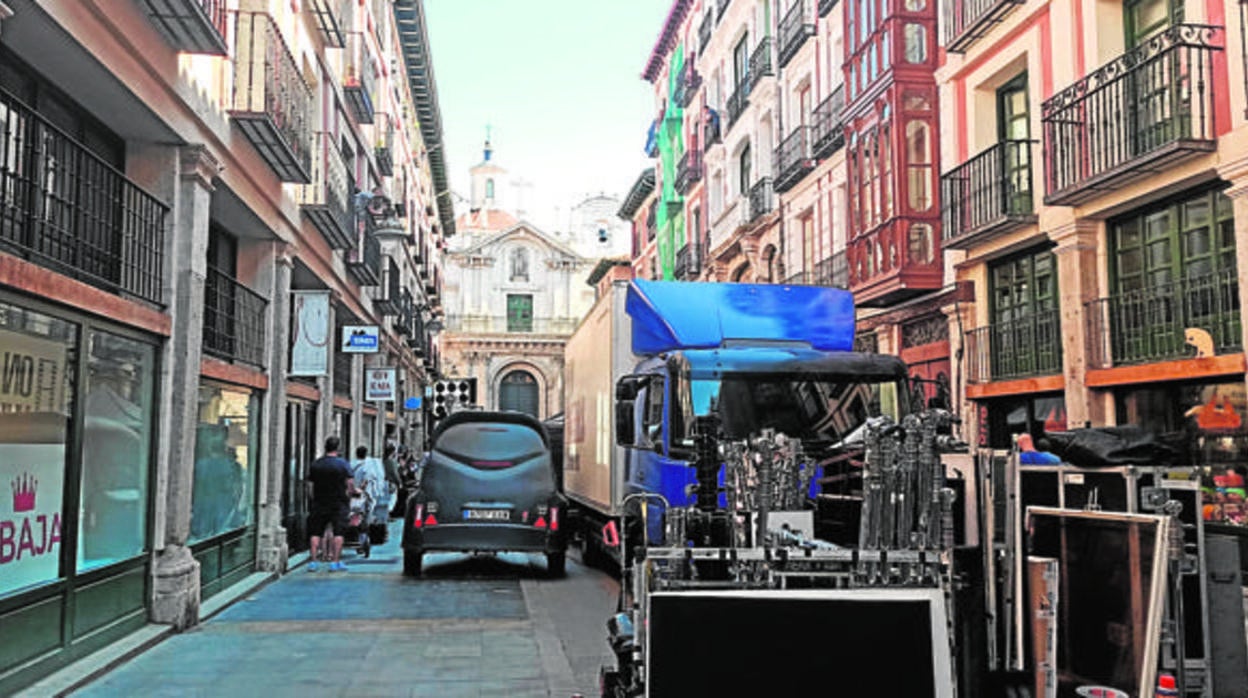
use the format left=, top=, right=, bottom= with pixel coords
left=306, top=436, right=356, bottom=572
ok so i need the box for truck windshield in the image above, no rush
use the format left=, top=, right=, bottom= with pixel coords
left=675, top=376, right=905, bottom=447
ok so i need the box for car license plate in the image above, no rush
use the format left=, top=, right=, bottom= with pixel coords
left=463, top=509, right=510, bottom=521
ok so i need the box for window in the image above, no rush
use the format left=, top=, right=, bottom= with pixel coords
left=905, top=120, right=932, bottom=212
left=739, top=145, right=752, bottom=195
left=1112, top=188, right=1235, bottom=294
left=485, top=178, right=495, bottom=200
left=997, top=74, right=1031, bottom=215
left=1125, top=0, right=1179, bottom=47
left=734, top=35, right=750, bottom=86
left=989, top=248, right=1061, bottom=378
left=506, top=294, right=534, bottom=332
left=190, top=384, right=259, bottom=543
left=903, top=24, right=927, bottom=63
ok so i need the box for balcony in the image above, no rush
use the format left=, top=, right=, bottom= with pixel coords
left=375, top=256, right=402, bottom=315
left=1042, top=24, right=1223, bottom=206
left=964, top=311, right=1062, bottom=383
left=774, top=125, right=815, bottom=193
left=819, top=0, right=839, bottom=16
left=675, top=148, right=704, bottom=195
left=748, top=37, right=774, bottom=92
left=139, top=0, right=229, bottom=54
left=228, top=12, right=313, bottom=183
left=443, top=315, right=582, bottom=335
left=307, top=0, right=346, bottom=48
left=941, top=0, right=1025, bottom=53
left=346, top=225, right=382, bottom=286
left=646, top=202, right=657, bottom=242
left=940, top=140, right=1037, bottom=249
left=203, top=266, right=268, bottom=368
left=395, top=287, right=415, bottom=335
left=674, top=66, right=704, bottom=110
left=699, top=10, right=714, bottom=53
left=1086, top=270, right=1241, bottom=369
left=704, top=117, right=722, bottom=148
left=847, top=219, right=943, bottom=306
left=343, top=32, right=377, bottom=125
left=813, top=251, right=848, bottom=288
left=297, top=132, right=353, bottom=249
left=778, top=1, right=816, bottom=68
left=675, top=243, right=702, bottom=280
left=748, top=177, right=774, bottom=222
left=727, top=81, right=749, bottom=129
left=0, top=89, right=167, bottom=305
left=812, top=85, right=846, bottom=158
left=375, top=115, right=394, bottom=177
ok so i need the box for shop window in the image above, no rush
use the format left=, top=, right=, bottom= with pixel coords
left=77, top=330, right=155, bottom=572
left=980, top=393, right=1067, bottom=449
left=507, top=294, right=533, bottom=332
left=0, top=302, right=77, bottom=598
left=189, top=385, right=259, bottom=543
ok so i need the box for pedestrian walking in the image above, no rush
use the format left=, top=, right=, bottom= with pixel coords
left=307, top=436, right=356, bottom=572
left=351, top=446, right=388, bottom=555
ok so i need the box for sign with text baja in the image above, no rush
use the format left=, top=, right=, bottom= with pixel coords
left=365, top=368, right=397, bottom=402
left=341, top=325, right=380, bottom=353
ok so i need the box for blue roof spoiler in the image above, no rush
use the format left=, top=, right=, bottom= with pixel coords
left=625, top=279, right=856, bottom=356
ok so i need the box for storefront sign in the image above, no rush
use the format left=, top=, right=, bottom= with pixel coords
left=366, top=368, right=397, bottom=401
left=0, top=328, right=68, bottom=413
left=290, top=291, right=331, bottom=376
left=404, top=396, right=422, bottom=410
left=0, top=434, right=65, bottom=597
left=342, top=325, right=380, bottom=354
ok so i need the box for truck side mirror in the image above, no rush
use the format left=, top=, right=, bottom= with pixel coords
left=615, top=401, right=635, bottom=446
left=616, top=376, right=642, bottom=401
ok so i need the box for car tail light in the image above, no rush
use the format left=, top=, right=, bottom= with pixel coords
left=412, top=504, right=424, bottom=529
left=534, top=516, right=547, bottom=529
left=550, top=506, right=560, bottom=532
left=424, top=513, right=438, bottom=526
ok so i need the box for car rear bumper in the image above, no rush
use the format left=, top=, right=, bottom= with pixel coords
left=405, top=523, right=566, bottom=554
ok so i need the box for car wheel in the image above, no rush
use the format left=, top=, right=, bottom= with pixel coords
left=403, top=548, right=423, bottom=577
left=546, top=551, right=566, bottom=578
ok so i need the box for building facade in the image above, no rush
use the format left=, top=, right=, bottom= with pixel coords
left=0, top=0, right=450, bottom=692
left=440, top=144, right=596, bottom=419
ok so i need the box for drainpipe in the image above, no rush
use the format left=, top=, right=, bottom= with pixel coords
left=774, top=0, right=786, bottom=281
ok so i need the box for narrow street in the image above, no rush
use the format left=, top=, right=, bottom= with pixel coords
left=68, top=521, right=619, bottom=698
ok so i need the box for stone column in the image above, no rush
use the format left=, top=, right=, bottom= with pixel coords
left=1051, top=219, right=1105, bottom=429
left=256, top=242, right=292, bottom=573
left=151, top=145, right=220, bottom=629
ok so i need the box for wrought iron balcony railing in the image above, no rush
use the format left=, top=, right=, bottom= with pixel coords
left=675, top=243, right=702, bottom=280
left=1042, top=24, right=1223, bottom=205
left=819, top=0, right=839, bottom=16
left=774, top=125, right=815, bottom=193
left=442, top=315, right=582, bottom=335
left=346, top=222, right=382, bottom=286
left=203, top=266, right=268, bottom=368
left=778, top=1, right=816, bottom=68
left=748, top=177, right=774, bottom=222
left=727, top=80, right=749, bottom=129
left=646, top=202, right=657, bottom=241
left=675, top=148, right=704, bottom=195
left=813, top=251, right=848, bottom=288
left=748, top=37, right=774, bottom=92
left=228, top=11, right=313, bottom=183
left=940, top=0, right=1025, bottom=53
left=940, top=139, right=1036, bottom=249
left=375, top=115, right=394, bottom=176
left=375, top=256, right=402, bottom=315
left=140, top=0, right=229, bottom=54
left=0, top=89, right=167, bottom=305
left=699, top=10, right=714, bottom=52
left=674, top=66, right=704, bottom=110
left=811, top=84, right=846, bottom=158
left=704, top=116, right=722, bottom=147
left=297, top=131, right=354, bottom=248
left=306, top=0, right=346, bottom=48
left=1086, top=270, right=1241, bottom=369
left=964, top=310, right=1063, bottom=383
left=343, top=31, right=377, bottom=125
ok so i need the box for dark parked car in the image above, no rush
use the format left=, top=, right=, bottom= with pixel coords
left=402, top=411, right=568, bottom=577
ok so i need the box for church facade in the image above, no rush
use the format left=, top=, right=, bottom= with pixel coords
left=437, top=140, right=598, bottom=418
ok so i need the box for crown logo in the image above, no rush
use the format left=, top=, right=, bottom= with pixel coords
left=11, top=474, right=36, bottom=513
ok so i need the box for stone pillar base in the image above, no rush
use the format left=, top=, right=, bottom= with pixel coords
left=256, top=517, right=289, bottom=573
left=151, top=545, right=200, bottom=630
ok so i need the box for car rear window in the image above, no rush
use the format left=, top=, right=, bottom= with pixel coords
left=434, top=422, right=547, bottom=468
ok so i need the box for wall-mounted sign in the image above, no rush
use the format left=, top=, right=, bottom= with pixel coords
left=341, top=325, right=380, bottom=354
left=404, top=396, right=423, bottom=410
left=365, top=368, right=397, bottom=402
left=290, top=291, right=331, bottom=376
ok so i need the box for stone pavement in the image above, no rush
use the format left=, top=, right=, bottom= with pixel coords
left=67, top=521, right=619, bottom=698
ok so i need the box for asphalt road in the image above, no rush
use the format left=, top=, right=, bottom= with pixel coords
left=71, top=521, right=620, bottom=697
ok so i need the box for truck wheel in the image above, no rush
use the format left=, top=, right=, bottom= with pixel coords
left=403, top=548, right=423, bottom=577
left=546, top=551, right=566, bottom=578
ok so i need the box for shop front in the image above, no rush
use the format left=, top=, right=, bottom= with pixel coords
left=282, top=399, right=316, bottom=554
left=0, top=298, right=158, bottom=694
left=189, top=382, right=261, bottom=599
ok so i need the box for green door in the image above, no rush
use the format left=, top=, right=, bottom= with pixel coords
left=1125, top=0, right=1185, bottom=155
left=507, top=294, right=533, bottom=332
left=499, top=371, right=540, bottom=417
left=997, top=74, right=1031, bottom=216
left=990, top=248, right=1059, bottom=379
